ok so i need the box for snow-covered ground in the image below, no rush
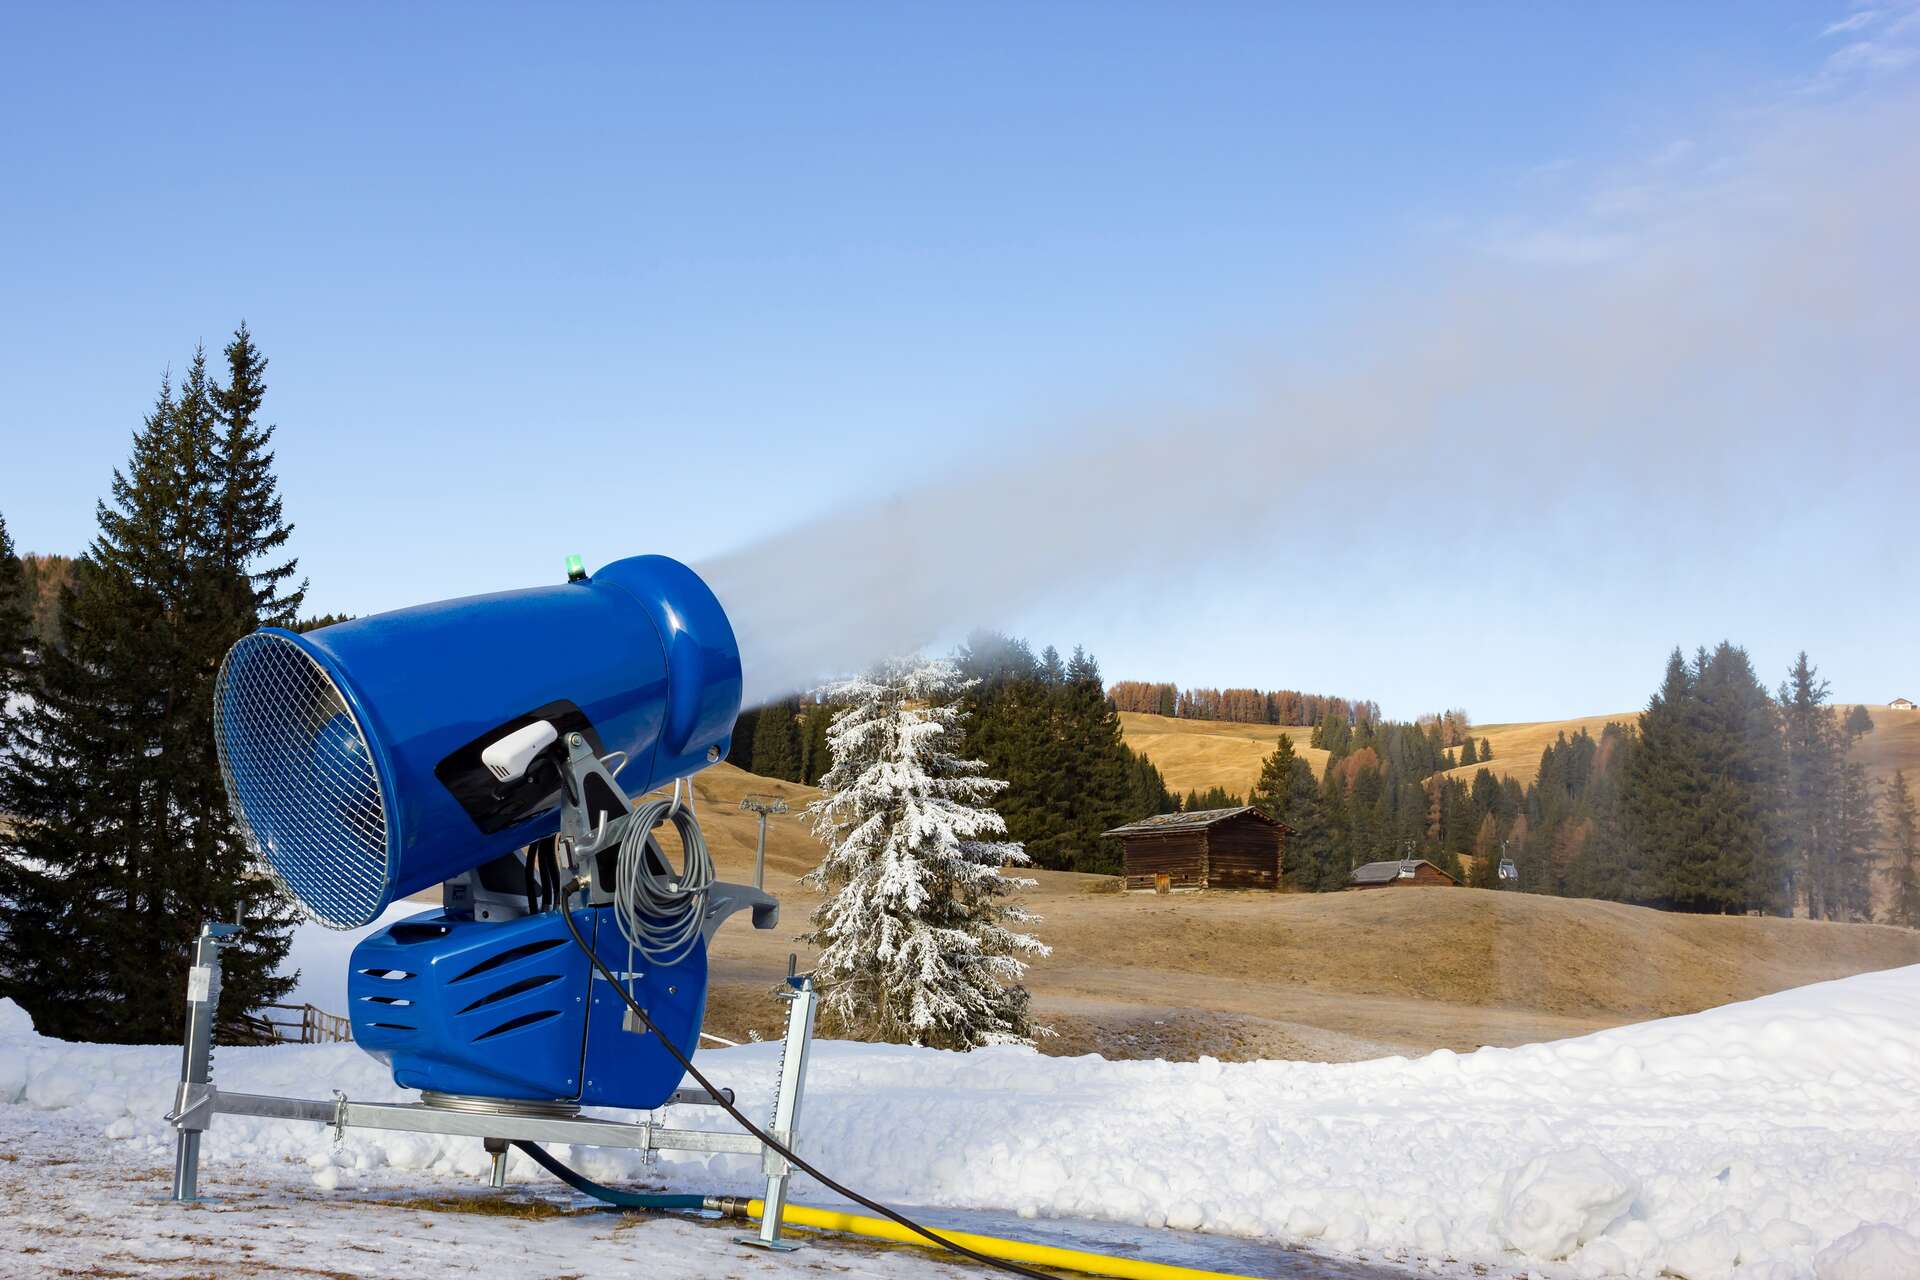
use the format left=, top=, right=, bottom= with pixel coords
left=5, top=965, right=1920, bottom=1279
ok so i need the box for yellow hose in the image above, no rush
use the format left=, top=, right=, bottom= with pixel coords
left=742, top=1198, right=1259, bottom=1280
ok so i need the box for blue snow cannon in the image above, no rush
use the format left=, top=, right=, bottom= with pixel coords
left=213, top=554, right=767, bottom=1109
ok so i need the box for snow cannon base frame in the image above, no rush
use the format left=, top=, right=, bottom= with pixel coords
left=164, top=918, right=821, bottom=1251
left=168, top=731, right=822, bottom=1251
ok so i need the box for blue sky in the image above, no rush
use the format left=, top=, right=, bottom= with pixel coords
left=3, top=4, right=1915, bottom=720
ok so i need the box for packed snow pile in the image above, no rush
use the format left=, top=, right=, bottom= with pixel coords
left=5, top=964, right=1920, bottom=1279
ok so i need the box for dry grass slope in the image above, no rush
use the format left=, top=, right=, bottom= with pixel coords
left=1116, top=712, right=1327, bottom=799
left=688, top=764, right=1920, bottom=1063
left=1121, top=705, right=1920, bottom=795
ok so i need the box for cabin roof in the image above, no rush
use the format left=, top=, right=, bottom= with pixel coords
left=1102, top=805, right=1291, bottom=838
left=1349, top=858, right=1458, bottom=885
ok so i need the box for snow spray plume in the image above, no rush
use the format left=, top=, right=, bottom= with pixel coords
left=701, top=91, right=1920, bottom=706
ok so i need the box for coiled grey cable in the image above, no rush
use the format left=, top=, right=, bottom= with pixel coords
left=614, top=790, right=713, bottom=967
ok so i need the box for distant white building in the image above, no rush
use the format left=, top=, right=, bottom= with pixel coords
left=1893, top=697, right=1917, bottom=711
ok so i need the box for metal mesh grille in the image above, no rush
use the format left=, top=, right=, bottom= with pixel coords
left=214, top=632, right=392, bottom=930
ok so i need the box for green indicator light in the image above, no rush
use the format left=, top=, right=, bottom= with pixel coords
left=565, top=554, right=587, bottom=582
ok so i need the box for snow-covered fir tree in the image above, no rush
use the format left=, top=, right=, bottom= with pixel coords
left=804, top=656, right=1048, bottom=1049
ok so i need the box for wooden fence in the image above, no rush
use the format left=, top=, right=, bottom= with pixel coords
left=234, top=1003, right=354, bottom=1045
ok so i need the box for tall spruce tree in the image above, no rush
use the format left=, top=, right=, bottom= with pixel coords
left=0, top=513, right=29, bottom=726
left=211, top=324, right=306, bottom=628
left=803, top=656, right=1047, bottom=1048
left=749, top=698, right=802, bottom=781
left=956, top=632, right=1140, bottom=875
left=725, top=705, right=760, bottom=769
left=0, top=338, right=300, bottom=1043
left=1885, top=771, right=1920, bottom=928
left=1778, top=655, right=1878, bottom=919
left=1252, top=734, right=1329, bottom=888
left=1627, top=645, right=1783, bottom=914
left=1779, top=652, right=1838, bottom=917
left=1053, top=647, right=1135, bottom=874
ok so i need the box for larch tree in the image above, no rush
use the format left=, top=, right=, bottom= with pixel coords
left=804, top=656, right=1048, bottom=1050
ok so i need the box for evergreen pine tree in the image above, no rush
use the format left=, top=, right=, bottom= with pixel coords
left=210, top=324, right=306, bottom=628
left=1626, top=650, right=1701, bottom=908
left=0, top=348, right=300, bottom=1042
left=1885, top=771, right=1920, bottom=928
left=0, top=513, right=29, bottom=727
left=1123, top=747, right=1177, bottom=817
left=804, top=657, right=1048, bottom=1049
left=1459, top=737, right=1477, bottom=767
left=1252, top=734, right=1329, bottom=888
left=956, top=632, right=1065, bottom=865
left=749, top=699, right=802, bottom=781
left=1628, top=644, right=1783, bottom=914
left=1054, top=648, right=1135, bottom=874
left=1480, top=737, right=1492, bottom=762
left=1779, top=652, right=1837, bottom=917
left=1251, top=735, right=1301, bottom=823
left=797, top=701, right=835, bottom=785
left=726, top=706, right=760, bottom=769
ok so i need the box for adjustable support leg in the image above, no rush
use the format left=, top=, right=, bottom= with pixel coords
left=168, top=922, right=239, bottom=1202
left=485, top=1137, right=509, bottom=1189
left=740, top=972, right=819, bottom=1251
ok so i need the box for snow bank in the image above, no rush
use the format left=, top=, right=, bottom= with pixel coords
left=5, top=963, right=1920, bottom=1279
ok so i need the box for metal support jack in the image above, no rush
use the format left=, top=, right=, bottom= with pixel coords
left=165, top=920, right=821, bottom=1253
left=170, top=920, right=239, bottom=1202
left=739, top=955, right=820, bottom=1251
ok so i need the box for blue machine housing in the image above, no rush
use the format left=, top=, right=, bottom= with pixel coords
left=348, top=906, right=709, bottom=1108
left=215, top=554, right=742, bottom=930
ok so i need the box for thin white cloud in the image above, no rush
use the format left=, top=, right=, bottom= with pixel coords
left=1822, top=11, right=1881, bottom=37
left=1824, top=39, right=1918, bottom=74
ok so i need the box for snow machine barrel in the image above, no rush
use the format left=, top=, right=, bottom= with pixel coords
left=212, top=554, right=742, bottom=930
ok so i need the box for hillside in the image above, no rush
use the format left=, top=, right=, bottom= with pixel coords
left=1119, top=704, right=1920, bottom=796
left=1115, top=711, right=1328, bottom=798
left=680, top=764, right=1920, bottom=1064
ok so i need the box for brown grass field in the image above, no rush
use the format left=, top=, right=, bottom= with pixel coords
left=1116, top=712, right=1327, bottom=798
left=1123, top=704, right=1920, bottom=796
left=671, top=760, right=1920, bottom=1065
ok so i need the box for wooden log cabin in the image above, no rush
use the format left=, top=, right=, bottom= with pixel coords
left=1346, top=858, right=1460, bottom=889
left=1102, top=806, right=1291, bottom=892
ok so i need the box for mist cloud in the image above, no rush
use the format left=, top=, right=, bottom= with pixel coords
left=701, top=87, right=1920, bottom=707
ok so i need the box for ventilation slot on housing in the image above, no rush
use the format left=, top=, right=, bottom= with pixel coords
left=361, top=995, right=413, bottom=1006
left=451, top=937, right=567, bottom=983
left=474, top=1009, right=560, bottom=1041
left=358, top=968, right=414, bottom=981
left=459, top=974, right=562, bottom=1015
left=390, top=922, right=452, bottom=945
left=367, top=1022, right=417, bottom=1032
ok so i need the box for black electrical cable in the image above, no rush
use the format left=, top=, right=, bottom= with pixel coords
left=509, top=1139, right=707, bottom=1211
left=554, top=900, right=1054, bottom=1280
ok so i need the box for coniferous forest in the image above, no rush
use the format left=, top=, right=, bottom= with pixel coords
left=1227, top=642, right=1913, bottom=921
